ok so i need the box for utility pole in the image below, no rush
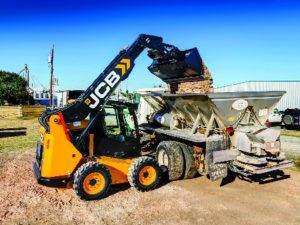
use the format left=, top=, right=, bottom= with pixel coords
left=19, top=64, right=30, bottom=105
left=49, top=45, right=54, bottom=108
left=24, top=64, right=30, bottom=105
left=126, top=83, right=129, bottom=94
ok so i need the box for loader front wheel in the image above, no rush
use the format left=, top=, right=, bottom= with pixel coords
left=73, top=162, right=111, bottom=200
left=128, top=156, right=161, bottom=192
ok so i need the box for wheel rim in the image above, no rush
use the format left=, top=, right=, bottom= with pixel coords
left=138, top=166, right=157, bottom=186
left=283, top=115, right=293, bottom=125
left=83, top=172, right=105, bottom=195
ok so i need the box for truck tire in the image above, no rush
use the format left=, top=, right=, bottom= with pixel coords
left=73, top=162, right=111, bottom=200
left=178, top=143, right=198, bottom=179
left=282, top=108, right=300, bottom=130
left=282, top=114, right=294, bottom=126
left=156, top=141, right=184, bottom=181
left=282, top=114, right=295, bottom=130
left=128, top=156, right=161, bottom=192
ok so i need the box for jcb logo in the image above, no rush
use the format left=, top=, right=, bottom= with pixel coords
left=84, top=58, right=131, bottom=109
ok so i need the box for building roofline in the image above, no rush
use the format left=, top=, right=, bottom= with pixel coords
left=216, top=80, right=300, bottom=89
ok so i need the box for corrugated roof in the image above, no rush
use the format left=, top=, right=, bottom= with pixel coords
left=216, top=80, right=300, bottom=89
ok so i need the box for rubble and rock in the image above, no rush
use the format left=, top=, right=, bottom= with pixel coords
left=167, top=61, right=213, bottom=94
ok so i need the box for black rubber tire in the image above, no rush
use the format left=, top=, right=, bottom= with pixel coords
left=73, top=162, right=111, bottom=200
left=156, top=141, right=184, bottom=181
left=178, top=143, right=198, bottom=179
left=282, top=114, right=294, bottom=126
left=282, top=109, right=300, bottom=130
left=128, top=156, right=161, bottom=192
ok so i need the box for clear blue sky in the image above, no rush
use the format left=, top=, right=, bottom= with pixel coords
left=0, top=0, right=299, bottom=91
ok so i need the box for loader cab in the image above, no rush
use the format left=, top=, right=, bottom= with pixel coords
left=89, top=101, right=141, bottom=159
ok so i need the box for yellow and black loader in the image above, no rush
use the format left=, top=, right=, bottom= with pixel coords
left=34, top=34, right=204, bottom=200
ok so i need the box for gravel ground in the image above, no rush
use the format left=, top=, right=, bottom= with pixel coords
left=0, top=149, right=300, bottom=225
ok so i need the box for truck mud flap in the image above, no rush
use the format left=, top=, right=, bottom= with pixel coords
left=206, top=139, right=229, bottom=181
left=207, top=162, right=228, bottom=181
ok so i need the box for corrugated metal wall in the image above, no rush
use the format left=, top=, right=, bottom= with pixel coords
left=215, top=81, right=300, bottom=110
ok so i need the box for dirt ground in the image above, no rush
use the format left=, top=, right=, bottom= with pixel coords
left=0, top=149, right=299, bottom=225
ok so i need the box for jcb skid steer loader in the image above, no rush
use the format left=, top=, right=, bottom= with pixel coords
left=34, top=34, right=204, bottom=200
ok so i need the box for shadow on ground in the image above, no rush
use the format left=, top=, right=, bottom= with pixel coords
left=220, top=170, right=290, bottom=186
left=0, top=127, right=27, bottom=138
left=108, top=168, right=170, bottom=197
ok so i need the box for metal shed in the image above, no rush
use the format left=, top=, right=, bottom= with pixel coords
left=215, top=81, right=300, bottom=111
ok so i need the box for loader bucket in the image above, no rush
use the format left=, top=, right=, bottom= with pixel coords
left=148, top=48, right=205, bottom=82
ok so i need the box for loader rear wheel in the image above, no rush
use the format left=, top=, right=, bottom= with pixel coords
left=156, top=141, right=184, bottom=181
left=128, top=156, right=161, bottom=192
left=73, top=162, right=111, bottom=200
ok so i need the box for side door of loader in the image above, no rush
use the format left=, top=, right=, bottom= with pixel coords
left=95, top=106, right=140, bottom=158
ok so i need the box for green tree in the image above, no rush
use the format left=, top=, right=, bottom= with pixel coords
left=0, top=70, right=29, bottom=105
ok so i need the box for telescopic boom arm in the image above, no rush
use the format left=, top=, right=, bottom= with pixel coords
left=39, top=34, right=204, bottom=133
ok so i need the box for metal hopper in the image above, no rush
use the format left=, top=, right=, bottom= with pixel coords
left=208, top=91, right=286, bottom=127
left=138, top=91, right=285, bottom=131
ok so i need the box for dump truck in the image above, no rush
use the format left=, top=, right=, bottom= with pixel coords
left=34, top=34, right=205, bottom=200
left=136, top=90, right=294, bottom=181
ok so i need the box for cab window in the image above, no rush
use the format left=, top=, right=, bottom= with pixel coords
left=104, top=107, right=120, bottom=136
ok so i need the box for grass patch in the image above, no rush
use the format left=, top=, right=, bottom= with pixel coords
left=281, top=130, right=300, bottom=138
left=0, top=117, right=40, bottom=153
left=286, top=155, right=300, bottom=172
left=18, top=116, right=38, bottom=120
